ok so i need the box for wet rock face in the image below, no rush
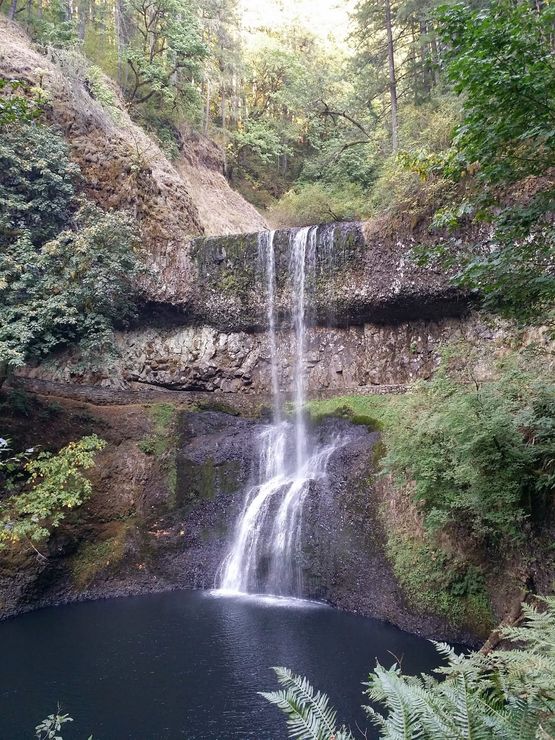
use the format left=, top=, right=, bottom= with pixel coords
left=189, top=222, right=366, bottom=331
left=186, top=221, right=469, bottom=331
left=18, top=314, right=505, bottom=394
left=170, top=412, right=481, bottom=642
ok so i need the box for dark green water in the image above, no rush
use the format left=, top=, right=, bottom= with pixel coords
left=0, top=590, right=441, bottom=739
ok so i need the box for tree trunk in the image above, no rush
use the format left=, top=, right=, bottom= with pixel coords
left=221, top=86, right=226, bottom=132
left=384, top=0, right=399, bottom=152
left=7, top=0, right=18, bottom=20
left=430, top=32, right=441, bottom=86
left=204, top=77, right=211, bottom=134
left=231, top=72, right=238, bottom=127
left=115, top=0, right=129, bottom=87
left=78, top=0, right=88, bottom=41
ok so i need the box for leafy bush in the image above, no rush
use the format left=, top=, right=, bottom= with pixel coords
left=27, top=0, right=77, bottom=47
left=0, top=123, right=78, bottom=247
left=382, top=348, right=554, bottom=544
left=264, top=596, right=555, bottom=739
left=0, top=201, right=139, bottom=371
left=453, top=193, right=555, bottom=325
left=85, top=64, right=122, bottom=121
left=268, top=181, right=372, bottom=227
left=0, top=435, right=105, bottom=549
left=0, top=78, right=45, bottom=126
left=438, top=1, right=555, bottom=186
left=0, top=121, right=140, bottom=375
left=410, top=0, right=555, bottom=323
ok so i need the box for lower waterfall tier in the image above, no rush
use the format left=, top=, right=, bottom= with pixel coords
left=0, top=398, right=488, bottom=646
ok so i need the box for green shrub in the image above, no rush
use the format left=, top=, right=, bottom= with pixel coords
left=0, top=78, right=45, bottom=126
left=386, top=533, right=493, bottom=633
left=382, top=349, right=554, bottom=545
left=0, top=121, right=140, bottom=374
left=0, top=124, right=78, bottom=247
left=0, top=435, right=105, bottom=549
left=86, top=65, right=122, bottom=121
left=268, top=182, right=372, bottom=227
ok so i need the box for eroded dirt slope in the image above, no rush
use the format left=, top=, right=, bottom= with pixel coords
left=0, top=19, right=267, bottom=304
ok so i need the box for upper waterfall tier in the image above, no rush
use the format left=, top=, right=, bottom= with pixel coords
left=142, top=221, right=470, bottom=332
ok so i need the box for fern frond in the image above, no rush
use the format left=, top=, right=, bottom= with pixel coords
left=260, top=667, right=354, bottom=740
left=366, top=664, right=425, bottom=739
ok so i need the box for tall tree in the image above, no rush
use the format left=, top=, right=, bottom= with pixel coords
left=123, top=0, right=207, bottom=109
left=383, top=0, right=398, bottom=150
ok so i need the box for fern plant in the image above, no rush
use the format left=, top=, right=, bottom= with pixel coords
left=262, top=598, right=555, bottom=739
left=260, top=667, right=355, bottom=740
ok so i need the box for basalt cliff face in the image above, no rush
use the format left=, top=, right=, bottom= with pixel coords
left=20, top=314, right=501, bottom=395
left=16, top=221, right=487, bottom=394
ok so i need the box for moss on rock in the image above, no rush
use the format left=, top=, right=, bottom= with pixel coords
left=306, top=394, right=401, bottom=431
left=177, top=457, right=242, bottom=510
left=386, top=532, right=494, bottom=637
left=70, top=521, right=130, bottom=590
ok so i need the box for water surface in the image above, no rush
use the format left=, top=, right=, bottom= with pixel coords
left=0, top=590, right=441, bottom=739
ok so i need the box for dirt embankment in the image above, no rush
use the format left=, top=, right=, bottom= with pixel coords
left=0, top=18, right=267, bottom=305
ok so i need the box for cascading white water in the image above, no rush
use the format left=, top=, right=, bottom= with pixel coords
left=218, top=226, right=338, bottom=597
left=259, top=230, right=281, bottom=422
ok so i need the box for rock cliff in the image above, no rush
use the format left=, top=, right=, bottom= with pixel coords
left=15, top=219, right=483, bottom=394
left=18, top=314, right=502, bottom=394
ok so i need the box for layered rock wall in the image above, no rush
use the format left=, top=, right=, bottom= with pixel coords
left=19, top=315, right=503, bottom=394
left=184, top=221, right=469, bottom=330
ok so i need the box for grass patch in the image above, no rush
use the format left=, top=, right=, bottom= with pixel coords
left=305, top=394, right=402, bottom=431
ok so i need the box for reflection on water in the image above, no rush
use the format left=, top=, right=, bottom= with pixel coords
left=0, top=590, right=441, bottom=739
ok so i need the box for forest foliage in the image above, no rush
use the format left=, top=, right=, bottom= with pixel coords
left=2, top=0, right=552, bottom=323
left=0, top=101, right=140, bottom=378
left=383, top=347, right=555, bottom=545
left=0, top=434, right=105, bottom=549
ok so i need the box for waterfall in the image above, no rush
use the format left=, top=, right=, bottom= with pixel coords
left=259, top=230, right=281, bottom=422
left=217, top=226, right=338, bottom=597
